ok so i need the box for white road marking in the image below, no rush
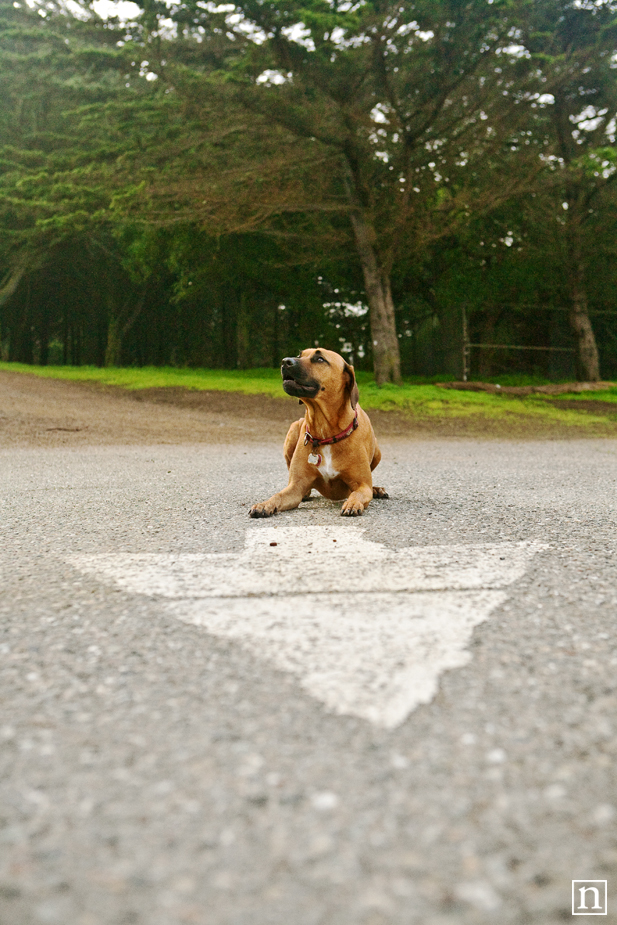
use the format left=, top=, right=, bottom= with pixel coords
left=69, top=528, right=545, bottom=728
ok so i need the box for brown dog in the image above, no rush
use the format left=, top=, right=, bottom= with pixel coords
left=249, top=347, right=388, bottom=518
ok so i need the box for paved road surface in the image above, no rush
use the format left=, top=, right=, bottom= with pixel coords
left=1, top=436, right=616, bottom=925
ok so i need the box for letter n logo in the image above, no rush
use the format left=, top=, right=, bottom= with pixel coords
left=572, top=880, right=608, bottom=915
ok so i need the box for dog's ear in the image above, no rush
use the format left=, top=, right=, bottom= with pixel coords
left=344, top=362, right=359, bottom=409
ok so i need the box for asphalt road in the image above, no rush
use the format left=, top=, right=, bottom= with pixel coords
left=1, top=436, right=617, bottom=925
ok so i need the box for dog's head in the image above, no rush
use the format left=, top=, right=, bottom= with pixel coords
left=281, top=348, right=358, bottom=409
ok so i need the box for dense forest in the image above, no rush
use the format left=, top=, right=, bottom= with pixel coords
left=1, top=0, right=617, bottom=382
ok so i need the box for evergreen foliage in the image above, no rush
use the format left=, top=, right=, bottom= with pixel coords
left=0, top=0, right=616, bottom=380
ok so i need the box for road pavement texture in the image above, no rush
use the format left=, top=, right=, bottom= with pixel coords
left=1, top=371, right=617, bottom=925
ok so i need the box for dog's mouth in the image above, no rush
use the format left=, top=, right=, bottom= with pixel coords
left=281, top=371, right=320, bottom=398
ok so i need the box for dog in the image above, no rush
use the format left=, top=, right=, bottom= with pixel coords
left=249, top=347, right=388, bottom=518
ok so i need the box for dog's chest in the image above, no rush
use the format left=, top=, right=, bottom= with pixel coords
left=314, top=446, right=340, bottom=481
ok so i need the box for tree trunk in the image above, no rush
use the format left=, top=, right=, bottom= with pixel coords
left=341, top=156, right=401, bottom=385
left=105, top=315, right=122, bottom=367
left=0, top=266, right=25, bottom=307
left=39, top=307, right=50, bottom=366
left=105, top=292, right=146, bottom=368
left=567, top=239, right=600, bottom=382
left=569, top=302, right=600, bottom=382
left=348, top=209, right=401, bottom=385
left=477, top=307, right=499, bottom=379
left=437, top=304, right=465, bottom=380
left=236, top=293, right=250, bottom=369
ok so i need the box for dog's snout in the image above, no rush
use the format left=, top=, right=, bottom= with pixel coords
left=280, top=354, right=320, bottom=398
left=281, top=357, right=301, bottom=378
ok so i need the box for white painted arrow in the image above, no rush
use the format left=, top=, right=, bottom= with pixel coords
left=70, top=528, right=545, bottom=728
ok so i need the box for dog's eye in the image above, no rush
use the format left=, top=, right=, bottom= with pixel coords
left=315, top=356, right=325, bottom=362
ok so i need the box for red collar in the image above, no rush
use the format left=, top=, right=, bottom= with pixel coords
left=304, top=410, right=358, bottom=449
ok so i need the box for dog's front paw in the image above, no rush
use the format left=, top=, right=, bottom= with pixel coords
left=372, top=486, right=389, bottom=499
left=341, top=499, right=364, bottom=517
left=249, top=502, right=279, bottom=518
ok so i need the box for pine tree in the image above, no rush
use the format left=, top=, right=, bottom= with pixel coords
left=120, top=0, right=536, bottom=383
left=518, top=0, right=617, bottom=380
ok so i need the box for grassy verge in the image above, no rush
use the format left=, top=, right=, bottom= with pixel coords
left=2, top=362, right=617, bottom=433
left=359, top=381, right=617, bottom=431
left=0, top=362, right=286, bottom=396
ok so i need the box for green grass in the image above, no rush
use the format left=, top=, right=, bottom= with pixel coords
left=1, top=361, right=617, bottom=430
left=0, top=362, right=286, bottom=396
left=358, top=380, right=617, bottom=426
left=544, top=389, right=617, bottom=402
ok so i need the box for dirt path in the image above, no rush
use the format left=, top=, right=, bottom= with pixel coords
left=0, top=370, right=305, bottom=447
left=1, top=369, right=615, bottom=447
left=0, top=370, right=448, bottom=447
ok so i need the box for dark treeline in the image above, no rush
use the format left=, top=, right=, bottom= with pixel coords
left=1, top=0, right=617, bottom=382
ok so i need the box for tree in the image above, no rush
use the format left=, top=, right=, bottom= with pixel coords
left=518, top=0, right=617, bottom=380
left=3, top=0, right=617, bottom=380
left=0, top=0, right=167, bottom=364
left=122, top=0, right=535, bottom=383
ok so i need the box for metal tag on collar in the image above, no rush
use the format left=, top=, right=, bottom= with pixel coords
left=308, top=452, right=322, bottom=466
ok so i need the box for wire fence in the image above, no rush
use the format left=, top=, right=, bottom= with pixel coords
left=459, top=304, right=617, bottom=382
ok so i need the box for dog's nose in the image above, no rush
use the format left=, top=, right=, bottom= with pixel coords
left=281, top=357, right=296, bottom=370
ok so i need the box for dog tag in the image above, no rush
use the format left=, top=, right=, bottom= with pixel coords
left=308, top=452, right=322, bottom=466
